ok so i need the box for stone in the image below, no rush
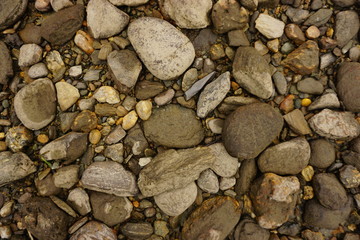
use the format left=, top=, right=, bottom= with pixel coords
left=234, top=219, right=270, bottom=240
left=207, top=118, right=224, bottom=134
left=335, top=11, right=359, bottom=48
left=272, top=71, right=287, bottom=95
left=0, top=41, right=13, bottom=84
left=59, top=112, right=79, bottom=133
left=136, top=100, right=152, bottom=121
left=89, top=129, right=101, bottom=144
left=337, top=62, right=360, bottom=112
left=122, top=110, right=138, bottom=130
left=286, top=7, right=310, bottom=24
left=74, top=30, right=94, bottom=55
left=0, top=0, right=28, bottom=30
left=308, top=92, right=340, bottom=111
left=50, top=195, right=77, bottom=218
left=104, top=143, right=124, bottom=162
left=313, top=173, right=348, bottom=210
left=320, top=53, right=336, bottom=69
left=98, top=43, right=112, bottom=60
left=297, top=78, right=324, bottom=95
left=40, top=4, right=85, bottom=45
left=281, top=40, right=319, bottom=75
left=197, top=72, right=231, bottom=118
left=0, top=152, right=36, bottom=187
left=210, top=43, right=226, bottom=60
left=69, top=221, right=117, bottom=240
left=309, top=109, right=360, bottom=140
left=87, top=0, right=129, bottom=38
left=309, top=139, right=335, bottom=168
left=283, top=109, right=312, bottom=135
left=154, top=220, right=169, bottom=238
left=304, top=9, right=332, bottom=27
left=235, top=159, right=257, bottom=195
left=160, top=0, right=212, bottom=29
left=39, top=132, right=88, bottom=163
left=21, top=197, right=71, bottom=240
left=222, top=103, right=283, bottom=160
left=333, top=0, right=356, bottom=6
left=71, top=110, right=98, bottom=133
left=35, top=0, right=51, bottom=12
left=14, top=78, right=56, bottom=130
left=233, top=47, right=273, bottom=99
left=339, top=165, right=360, bottom=188
left=67, top=188, right=91, bottom=215
left=6, top=126, right=33, bottom=152
left=182, top=68, right=198, bottom=92
left=128, top=17, right=195, bottom=80
left=219, top=177, right=236, bottom=190
left=228, top=30, right=250, bottom=47
left=135, top=81, right=165, bottom=100
left=69, top=65, right=82, bottom=77
left=197, top=169, right=220, bottom=194
left=107, top=50, right=142, bottom=91
left=154, top=182, right=197, bottom=216
left=306, top=26, right=321, bottom=39
left=211, top=0, right=248, bottom=34
left=182, top=196, right=241, bottom=240
left=90, top=192, right=132, bottom=226
left=255, top=14, right=285, bottom=39
left=184, top=71, right=216, bottom=100
left=28, top=63, right=48, bottom=79
left=258, top=137, right=310, bottom=175
left=143, top=104, right=204, bottom=148
left=46, top=50, right=66, bottom=81
left=303, top=198, right=352, bottom=229
left=93, top=86, right=120, bottom=104
left=81, top=161, right=138, bottom=196
left=83, top=69, right=100, bottom=81
left=109, top=0, right=148, bottom=6
left=35, top=174, right=61, bottom=197
left=250, top=173, right=300, bottom=229
left=285, top=24, right=306, bottom=45
left=50, top=0, right=73, bottom=11
left=193, top=29, right=218, bottom=55
left=154, top=89, right=175, bottom=106
left=124, top=124, right=149, bottom=155
left=104, top=125, right=126, bottom=144
left=53, top=165, right=79, bottom=189
left=18, top=44, right=43, bottom=68
left=55, top=82, right=80, bottom=111
left=121, top=222, right=153, bottom=240
left=209, top=143, right=239, bottom=178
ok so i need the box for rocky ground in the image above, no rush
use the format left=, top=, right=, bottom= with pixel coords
left=0, top=0, right=360, bottom=239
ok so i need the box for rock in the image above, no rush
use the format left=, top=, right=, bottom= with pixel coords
left=121, top=222, right=153, bottom=240
left=154, top=220, right=169, bottom=238
left=81, top=161, right=138, bottom=196
left=234, top=219, right=270, bottom=240
left=21, top=197, right=71, bottom=240
left=303, top=198, right=352, bottom=229
left=71, top=110, right=98, bottom=133
left=209, top=143, right=239, bottom=178
left=35, top=173, right=61, bottom=196
left=233, top=47, right=273, bottom=99
left=182, top=68, right=198, bottom=92
left=281, top=40, right=319, bottom=75
left=228, top=30, right=250, bottom=47
left=285, top=24, right=305, bottom=45
left=136, top=100, right=152, bottom=121
left=154, top=182, right=197, bottom=216
left=339, top=165, right=360, bottom=188
left=67, top=188, right=91, bottom=215
left=55, top=82, right=80, bottom=111
left=309, top=139, right=335, bottom=168
left=18, top=44, right=43, bottom=68
left=135, top=81, right=164, bottom=100
left=219, top=177, right=236, bottom=190
left=83, top=69, right=100, bottom=81
left=107, top=50, right=142, bottom=91
left=59, top=112, right=78, bottom=133
left=250, top=173, right=300, bottom=229
left=304, top=9, right=332, bottom=27
left=122, top=110, right=138, bottom=130
left=255, top=14, right=285, bottom=39
left=333, top=0, right=356, bottom=6
left=283, top=109, right=312, bottom=135
left=104, top=143, right=124, bottom=162
left=286, top=7, right=310, bottom=24
left=160, top=0, right=212, bottom=29
left=313, top=173, right=348, bottom=210
left=74, top=30, right=94, bottom=55
left=35, top=0, right=51, bottom=12
left=182, top=196, right=241, bottom=240
left=211, top=0, right=248, bottom=34
left=222, top=103, right=283, bottom=160
left=308, top=92, right=340, bottom=111
left=128, top=17, right=195, bottom=80
left=0, top=0, right=28, bottom=30
left=197, top=169, right=220, bottom=194
left=104, top=125, right=126, bottom=144
left=320, top=53, right=336, bottom=69
left=193, top=29, right=218, bottom=55
left=50, top=0, right=73, bottom=11
left=124, top=124, right=148, bottom=155
left=95, top=104, right=117, bottom=116
left=0, top=41, right=13, bottom=84
left=154, top=89, right=175, bottom=106
left=309, top=109, right=360, bottom=140
left=207, top=118, right=224, bottom=134
left=53, top=165, right=79, bottom=189
left=197, top=72, right=230, bottom=118
left=69, top=65, right=82, bottom=77
left=69, top=221, right=117, bottom=240
left=14, top=78, right=56, bottom=130
left=39, top=132, right=88, bottom=163
left=337, top=62, right=360, bottom=112
left=90, top=192, right=132, bottom=226
left=40, top=4, right=85, bottom=45
left=143, top=104, right=204, bottom=148
left=297, top=78, right=324, bottom=95
left=50, top=195, right=77, bottom=217
left=28, top=63, right=48, bottom=79
left=184, top=71, right=216, bottom=100
left=273, top=71, right=287, bottom=95
left=305, top=26, right=321, bottom=39
left=0, top=152, right=36, bottom=187
left=93, top=86, right=120, bottom=104
left=335, top=11, right=359, bottom=47
left=109, top=0, right=148, bottom=6
left=6, top=126, right=33, bottom=152
left=235, top=159, right=257, bottom=195
left=46, top=50, right=66, bottom=81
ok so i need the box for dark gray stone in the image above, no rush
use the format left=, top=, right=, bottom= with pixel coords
left=304, top=9, right=332, bottom=27
left=335, top=10, right=359, bottom=47
left=309, top=139, right=335, bottom=168
left=0, top=0, right=28, bottom=30
left=337, top=62, right=360, bottom=112
left=0, top=41, right=13, bottom=84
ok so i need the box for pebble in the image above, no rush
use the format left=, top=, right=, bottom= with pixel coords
left=121, top=222, right=154, bottom=240
left=308, top=92, right=340, bottom=111
left=122, top=110, right=138, bottom=130
left=37, top=134, right=49, bottom=144
left=18, top=43, right=42, bottom=68
left=74, top=30, right=94, bottom=54
left=98, top=43, right=112, bottom=60
left=89, top=129, right=101, bottom=144
left=228, top=30, right=250, bottom=47
left=286, top=7, right=309, bottom=24
left=53, top=165, right=79, bottom=189
left=69, top=65, right=82, bottom=77
left=304, top=9, right=332, bottom=27
left=69, top=221, right=117, bottom=240
left=67, top=188, right=91, bottom=215
left=283, top=109, right=312, bottom=135
left=83, top=69, right=101, bottom=81
left=255, top=13, right=285, bottom=39
left=219, top=177, right=236, bottom=191
left=210, top=43, right=226, bottom=60
left=254, top=40, right=268, bottom=55
left=136, top=100, right=152, bottom=121
left=128, top=17, right=195, bottom=80
left=197, top=169, right=220, bottom=194
left=104, top=143, right=124, bottom=162
left=28, top=63, right=48, bottom=79
left=6, top=126, right=33, bottom=152
left=0, top=225, right=11, bottom=239
left=0, top=201, right=14, bottom=217
left=154, top=89, right=175, bottom=106
left=35, top=0, right=51, bottom=11
left=154, top=182, right=197, bottom=216
left=320, top=53, right=336, bottom=69
left=308, top=139, right=334, bottom=169
left=337, top=62, right=360, bottom=112
left=305, top=26, right=321, bottom=39
left=234, top=219, right=270, bottom=240
left=285, top=24, right=305, bottom=44
left=55, top=81, right=80, bottom=111
left=35, top=173, right=61, bottom=196
left=209, top=143, right=239, bottom=178
left=0, top=41, right=13, bottom=85
left=207, top=118, right=224, bottom=134
left=184, top=71, right=216, bottom=100
left=93, top=86, right=120, bottom=104
left=124, top=124, right=148, bottom=155
left=297, top=78, right=324, bottom=95
left=71, top=110, right=98, bottom=132
left=272, top=71, right=287, bottom=95
left=339, top=165, right=360, bottom=188
left=335, top=10, right=359, bottom=47
left=81, top=161, right=138, bottom=196
left=104, top=125, right=126, bottom=144
left=182, top=68, right=198, bottom=92
left=109, top=0, right=149, bottom=6
left=154, top=220, right=169, bottom=238
left=267, top=39, right=279, bottom=52
left=46, top=50, right=66, bottom=81
left=349, top=46, right=360, bottom=62
left=309, top=109, right=360, bottom=140
left=50, top=0, right=73, bottom=11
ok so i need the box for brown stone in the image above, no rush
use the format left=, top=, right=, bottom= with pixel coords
left=285, top=24, right=306, bottom=45
left=71, top=110, right=98, bottom=132
left=337, top=62, right=360, bottom=112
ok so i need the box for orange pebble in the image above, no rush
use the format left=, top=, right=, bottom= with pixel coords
left=133, top=201, right=140, bottom=208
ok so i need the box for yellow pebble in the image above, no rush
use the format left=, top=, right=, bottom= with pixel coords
left=37, top=134, right=49, bottom=144
left=89, top=129, right=101, bottom=145
left=301, top=98, right=312, bottom=107
left=301, top=165, right=314, bottom=182
left=133, top=201, right=140, bottom=208
left=303, top=185, right=314, bottom=200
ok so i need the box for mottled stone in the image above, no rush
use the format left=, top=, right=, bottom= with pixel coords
left=0, top=41, right=13, bottom=84
left=71, top=110, right=98, bottom=133
left=121, top=222, right=153, bottom=240
left=255, top=14, right=285, bottom=39
left=197, top=169, right=220, bottom=194
left=337, top=62, right=360, bottom=112
left=335, top=11, right=359, bottom=47
left=0, top=0, right=28, bottom=30
left=69, top=221, right=117, bottom=240
left=55, top=82, right=80, bottom=111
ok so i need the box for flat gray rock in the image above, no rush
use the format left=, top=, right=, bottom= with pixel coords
left=18, top=44, right=43, bottom=68
left=109, top=0, right=148, bottom=6
left=197, top=169, right=220, bottom=194
left=154, top=182, right=197, bottom=216
left=67, top=188, right=91, bottom=216
left=308, top=92, right=340, bottom=111
left=197, top=72, right=230, bottom=118
left=0, top=0, right=28, bottom=30
left=232, top=47, right=274, bottom=99
left=335, top=10, right=359, bottom=47
left=81, top=161, right=138, bottom=196
left=128, top=17, right=195, bottom=80
left=0, top=152, right=36, bottom=187
left=304, top=9, right=332, bottom=27
left=0, top=41, right=13, bottom=84
left=337, top=62, right=360, bottom=112
left=209, top=143, right=239, bottom=178
left=28, top=63, right=49, bottom=79
left=14, top=78, right=57, bottom=130
left=309, top=109, right=360, bottom=140
left=69, top=221, right=117, bottom=240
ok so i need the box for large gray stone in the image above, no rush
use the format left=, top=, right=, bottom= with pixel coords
left=337, top=62, right=360, bottom=112
left=335, top=10, right=359, bottom=47
left=0, top=41, right=13, bottom=84
left=209, top=143, right=239, bottom=178
left=128, top=17, right=195, bottom=80
left=0, top=0, right=28, bottom=30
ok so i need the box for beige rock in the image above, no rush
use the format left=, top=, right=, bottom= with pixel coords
left=55, top=82, right=80, bottom=111
left=93, top=86, right=120, bottom=104
left=89, top=129, right=101, bottom=144
left=135, top=100, right=152, bottom=121
left=74, top=30, right=94, bottom=54
left=306, top=26, right=321, bottom=39
left=283, top=109, right=312, bottom=135
left=122, top=110, right=138, bottom=130
left=255, top=14, right=285, bottom=39
left=109, top=0, right=148, bottom=6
